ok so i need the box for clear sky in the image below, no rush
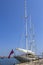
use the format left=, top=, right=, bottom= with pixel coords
left=0, top=0, right=43, bottom=56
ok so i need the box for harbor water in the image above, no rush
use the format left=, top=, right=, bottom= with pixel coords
left=0, top=58, right=19, bottom=65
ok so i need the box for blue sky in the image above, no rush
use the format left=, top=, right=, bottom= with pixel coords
left=0, top=0, right=43, bottom=56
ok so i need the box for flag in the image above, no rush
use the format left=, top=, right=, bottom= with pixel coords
left=8, top=49, right=14, bottom=58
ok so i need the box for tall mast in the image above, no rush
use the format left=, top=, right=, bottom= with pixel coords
left=29, top=0, right=33, bottom=51
left=29, top=15, right=36, bottom=52
left=24, top=0, right=36, bottom=53
left=24, top=0, right=28, bottom=50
